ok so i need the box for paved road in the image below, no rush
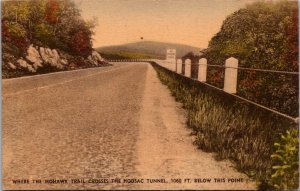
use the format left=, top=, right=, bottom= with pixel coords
left=3, top=62, right=257, bottom=190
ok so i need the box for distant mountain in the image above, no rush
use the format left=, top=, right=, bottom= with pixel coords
left=96, top=41, right=203, bottom=58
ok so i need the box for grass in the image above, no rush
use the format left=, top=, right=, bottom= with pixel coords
left=99, top=50, right=164, bottom=60
left=150, top=62, right=298, bottom=189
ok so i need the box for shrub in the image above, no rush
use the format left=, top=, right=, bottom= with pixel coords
left=69, top=30, right=92, bottom=57
left=2, top=21, right=29, bottom=53
left=33, top=23, right=56, bottom=47
left=270, top=129, right=299, bottom=189
left=2, top=0, right=96, bottom=57
left=204, top=1, right=299, bottom=117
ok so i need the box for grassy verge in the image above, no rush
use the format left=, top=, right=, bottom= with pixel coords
left=150, top=62, right=298, bottom=189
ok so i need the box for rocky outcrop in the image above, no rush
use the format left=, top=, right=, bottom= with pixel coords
left=39, top=47, right=65, bottom=69
left=17, top=58, right=36, bottom=72
left=3, top=44, right=108, bottom=77
left=88, top=50, right=106, bottom=66
left=26, top=45, right=43, bottom=70
left=13, top=44, right=68, bottom=73
left=17, top=59, right=28, bottom=68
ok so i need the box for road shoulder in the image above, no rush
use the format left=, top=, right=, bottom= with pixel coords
left=135, top=64, right=257, bottom=190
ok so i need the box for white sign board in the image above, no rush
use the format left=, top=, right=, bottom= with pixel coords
left=166, top=49, right=176, bottom=61
left=166, top=49, right=176, bottom=71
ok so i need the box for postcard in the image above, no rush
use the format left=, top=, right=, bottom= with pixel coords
left=2, top=0, right=299, bottom=190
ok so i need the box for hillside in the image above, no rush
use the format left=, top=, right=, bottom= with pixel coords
left=97, top=41, right=202, bottom=59
left=2, top=0, right=108, bottom=79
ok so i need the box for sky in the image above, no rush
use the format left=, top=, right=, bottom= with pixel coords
left=74, top=0, right=266, bottom=48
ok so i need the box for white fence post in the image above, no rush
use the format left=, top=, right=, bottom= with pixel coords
left=177, top=59, right=182, bottom=74
left=198, top=58, right=207, bottom=82
left=185, top=59, right=191, bottom=78
left=172, top=61, right=177, bottom=71
left=224, top=57, right=238, bottom=94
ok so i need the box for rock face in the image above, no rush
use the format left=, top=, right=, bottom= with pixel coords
left=26, top=45, right=43, bottom=70
left=17, top=59, right=28, bottom=68
left=15, top=44, right=68, bottom=73
left=13, top=45, right=71, bottom=73
left=39, top=47, right=66, bottom=69
left=17, top=58, right=36, bottom=72
left=88, top=50, right=106, bottom=66
left=3, top=43, right=108, bottom=78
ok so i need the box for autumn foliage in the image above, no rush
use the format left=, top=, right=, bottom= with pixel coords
left=45, top=0, right=60, bottom=24
left=2, top=21, right=29, bottom=54
left=69, top=24, right=93, bottom=56
left=2, top=0, right=96, bottom=57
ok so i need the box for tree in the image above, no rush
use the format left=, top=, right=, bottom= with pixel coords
left=204, top=1, right=298, bottom=116
left=45, top=0, right=60, bottom=25
left=2, top=1, right=29, bottom=24
left=33, top=23, right=55, bottom=46
left=2, top=0, right=97, bottom=57
left=69, top=23, right=93, bottom=56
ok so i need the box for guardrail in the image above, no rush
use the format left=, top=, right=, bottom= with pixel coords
left=107, top=59, right=160, bottom=62
left=106, top=58, right=298, bottom=123
left=152, top=59, right=299, bottom=124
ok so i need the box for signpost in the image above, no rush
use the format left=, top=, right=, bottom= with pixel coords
left=166, top=49, right=176, bottom=71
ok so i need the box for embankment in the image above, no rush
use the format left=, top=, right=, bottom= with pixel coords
left=150, top=61, right=298, bottom=189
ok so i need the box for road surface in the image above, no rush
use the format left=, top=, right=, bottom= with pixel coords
left=3, top=62, right=257, bottom=190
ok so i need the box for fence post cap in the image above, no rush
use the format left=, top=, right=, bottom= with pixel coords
left=226, top=57, right=238, bottom=62
left=199, top=58, right=207, bottom=64
left=226, top=57, right=238, bottom=67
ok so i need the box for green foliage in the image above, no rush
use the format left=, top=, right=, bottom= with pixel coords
left=2, top=21, right=29, bottom=53
left=180, top=52, right=202, bottom=78
left=204, top=1, right=298, bottom=116
left=2, top=1, right=30, bottom=24
left=151, top=62, right=298, bottom=189
left=5, top=22, right=27, bottom=38
left=270, top=129, right=299, bottom=189
left=2, top=0, right=97, bottom=57
left=33, top=23, right=55, bottom=46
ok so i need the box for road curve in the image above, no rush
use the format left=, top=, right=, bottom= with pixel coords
left=2, top=62, right=257, bottom=190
